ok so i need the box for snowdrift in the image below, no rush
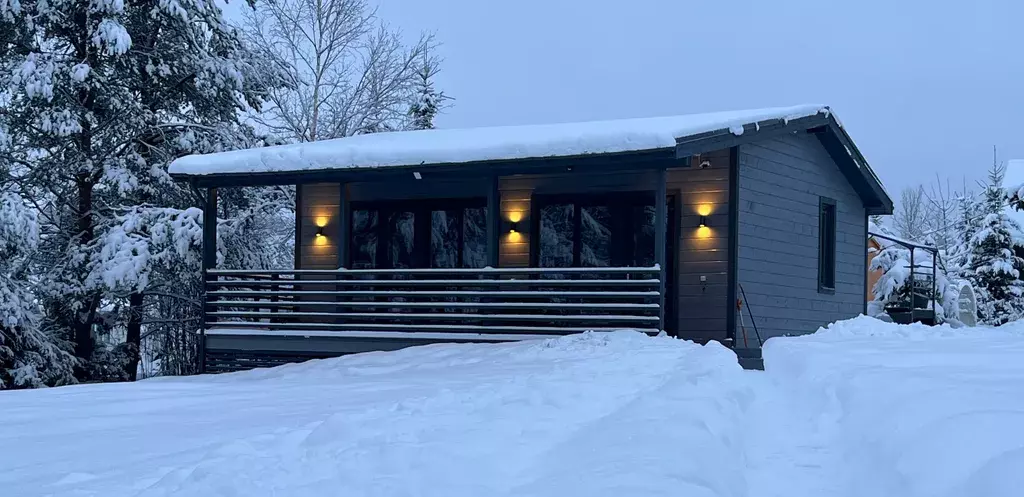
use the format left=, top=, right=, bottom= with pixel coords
left=765, top=316, right=1024, bottom=497
left=2, top=318, right=1023, bottom=497
left=0, top=332, right=751, bottom=497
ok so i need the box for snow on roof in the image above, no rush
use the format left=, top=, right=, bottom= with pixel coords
left=169, top=104, right=828, bottom=177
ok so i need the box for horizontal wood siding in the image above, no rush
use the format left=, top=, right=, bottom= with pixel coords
left=500, top=187, right=531, bottom=267
left=669, top=148, right=730, bottom=343
left=736, top=133, right=867, bottom=342
left=297, top=183, right=340, bottom=269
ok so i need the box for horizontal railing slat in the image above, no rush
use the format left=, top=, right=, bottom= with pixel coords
left=208, top=266, right=659, bottom=276
left=203, top=267, right=666, bottom=347
left=207, top=290, right=660, bottom=298
left=207, top=322, right=662, bottom=334
left=208, top=279, right=660, bottom=287
left=208, top=311, right=660, bottom=323
left=209, top=300, right=659, bottom=310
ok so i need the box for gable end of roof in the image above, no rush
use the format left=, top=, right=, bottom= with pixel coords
left=673, top=111, right=893, bottom=216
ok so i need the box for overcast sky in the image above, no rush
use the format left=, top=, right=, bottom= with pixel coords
left=229, top=0, right=1024, bottom=199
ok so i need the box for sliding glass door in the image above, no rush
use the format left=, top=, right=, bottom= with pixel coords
left=350, top=199, right=487, bottom=269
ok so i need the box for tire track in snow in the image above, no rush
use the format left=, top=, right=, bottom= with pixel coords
left=505, top=342, right=751, bottom=497
left=740, top=373, right=845, bottom=497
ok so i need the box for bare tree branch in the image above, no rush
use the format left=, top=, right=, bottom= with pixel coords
left=241, top=0, right=438, bottom=142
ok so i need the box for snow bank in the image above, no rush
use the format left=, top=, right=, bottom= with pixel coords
left=0, top=331, right=751, bottom=497
left=168, top=105, right=827, bottom=176
left=764, top=316, right=1024, bottom=497
left=6, top=317, right=1023, bottom=497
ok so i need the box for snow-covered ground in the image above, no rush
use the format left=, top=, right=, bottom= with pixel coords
left=2, top=317, right=1023, bottom=497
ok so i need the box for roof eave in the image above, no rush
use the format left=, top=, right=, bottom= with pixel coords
left=673, top=112, right=893, bottom=216
left=170, top=147, right=682, bottom=188
left=814, top=115, right=894, bottom=215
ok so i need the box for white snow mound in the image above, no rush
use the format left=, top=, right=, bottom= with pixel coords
left=764, top=316, right=1024, bottom=497
left=0, top=331, right=751, bottom=497
left=2, top=319, right=1023, bottom=497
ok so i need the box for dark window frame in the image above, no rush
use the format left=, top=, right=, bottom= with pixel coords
left=349, top=197, right=487, bottom=269
left=818, top=196, right=837, bottom=294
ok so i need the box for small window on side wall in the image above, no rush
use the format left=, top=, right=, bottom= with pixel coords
left=818, top=197, right=837, bottom=293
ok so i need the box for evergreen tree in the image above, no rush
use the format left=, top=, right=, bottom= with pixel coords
left=0, top=190, right=76, bottom=388
left=408, top=57, right=445, bottom=130
left=949, top=190, right=981, bottom=277
left=0, top=0, right=280, bottom=378
left=965, top=163, right=1024, bottom=325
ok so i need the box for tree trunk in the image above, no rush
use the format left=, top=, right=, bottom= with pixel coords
left=124, top=292, right=144, bottom=380
left=73, top=174, right=96, bottom=359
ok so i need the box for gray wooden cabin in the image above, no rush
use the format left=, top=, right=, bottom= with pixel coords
left=169, top=106, right=893, bottom=372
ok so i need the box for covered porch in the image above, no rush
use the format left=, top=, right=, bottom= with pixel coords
left=196, top=153, right=689, bottom=371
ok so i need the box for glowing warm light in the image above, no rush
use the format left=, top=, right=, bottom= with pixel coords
left=508, top=211, right=523, bottom=223
left=696, top=226, right=712, bottom=239
left=313, top=234, right=329, bottom=246
left=696, top=204, right=712, bottom=217
left=315, top=216, right=329, bottom=228
left=507, top=231, right=523, bottom=243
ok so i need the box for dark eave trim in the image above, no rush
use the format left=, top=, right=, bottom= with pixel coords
left=674, top=114, right=830, bottom=158
left=172, top=148, right=680, bottom=188
left=809, top=116, right=894, bottom=215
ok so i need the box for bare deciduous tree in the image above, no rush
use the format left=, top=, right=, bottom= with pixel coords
left=924, top=175, right=958, bottom=253
left=893, top=186, right=928, bottom=241
left=242, top=0, right=439, bottom=142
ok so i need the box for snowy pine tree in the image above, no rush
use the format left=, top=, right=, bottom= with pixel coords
left=408, top=55, right=445, bottom=130
left=0, top=0, right=280, bottom=378
left=0, top=190, right=76, bottom=388
left=965, top=163, right=1024, bottom=325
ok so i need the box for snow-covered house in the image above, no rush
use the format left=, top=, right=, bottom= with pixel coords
left=169, top=105, right=893, bottom=371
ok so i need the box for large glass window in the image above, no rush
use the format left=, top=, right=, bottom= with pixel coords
left=388, top=211, right=415, bottom=269
left=351, top=199, right=487, bottom=269
left=350, top=210, right=378, bottom=269
left=539, top=203, right=574, bottom=268
left=534, top=193, right=663, bottom=268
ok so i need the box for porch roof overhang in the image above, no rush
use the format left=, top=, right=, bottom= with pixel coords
left=169, top=105, right=892, bottom=215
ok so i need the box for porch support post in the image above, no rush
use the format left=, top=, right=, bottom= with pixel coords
left=294, top=184, right=302, bottom=269
left=338, top=183, right=350, bottom=268
left=654, top=167, right=668, bottom=332
left=487, top=175, right=500, bottom=267
left=200, top=186, right=217, bottom=374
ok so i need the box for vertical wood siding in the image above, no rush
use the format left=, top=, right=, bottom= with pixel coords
left=736, top=133, right=867, bottom=341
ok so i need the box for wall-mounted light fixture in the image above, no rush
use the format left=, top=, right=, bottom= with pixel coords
left=314, top=216, right=329, bottom=245
left=699, top=216, right=707, bottom=228
left=506, top=211, right=524, bottom=242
